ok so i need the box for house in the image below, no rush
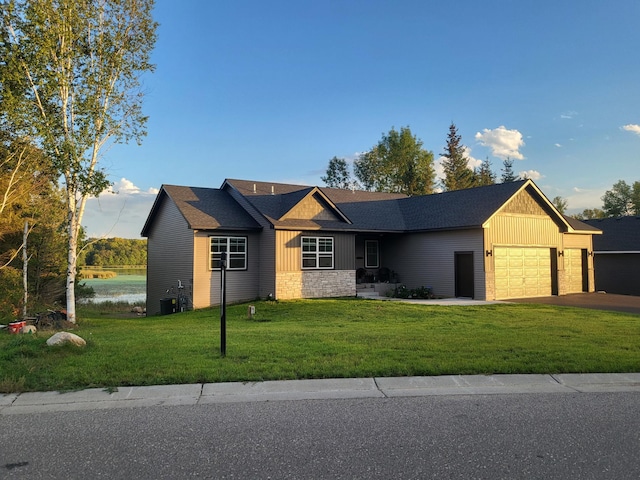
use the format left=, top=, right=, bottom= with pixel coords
left=583, top=216, right=640, bottom=296
left=141, top=178, right=601, bottom=315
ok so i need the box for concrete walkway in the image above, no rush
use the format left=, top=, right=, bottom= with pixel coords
left=2, top=373, right=639, bottom=415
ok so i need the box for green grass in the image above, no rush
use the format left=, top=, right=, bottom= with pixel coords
left=1, top=299, right=639, bottom=393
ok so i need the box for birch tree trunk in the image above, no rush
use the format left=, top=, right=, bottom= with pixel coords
left=1, top=0, right=157, bottom=323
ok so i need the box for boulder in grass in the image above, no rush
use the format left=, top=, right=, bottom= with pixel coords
left=46, top=332, right=86, bottom=347
left=21, top=325, right=37, bottom=334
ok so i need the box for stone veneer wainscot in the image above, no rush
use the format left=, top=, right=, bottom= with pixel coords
left=276, top=270, right=355, bottom=300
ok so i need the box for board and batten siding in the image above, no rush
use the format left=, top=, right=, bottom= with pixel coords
left=225, top=186, right=275, bottom=298
left=146, top=196, right=195, bottom=315
left=192, top=231, right=261, bottom=307
left=275, top=230, right=355, bottom=271
left=275, top=230, right=355, bottom=300
left=484, top=214, right=563, bottom=251
left=384, top=229, right=485, bottom=299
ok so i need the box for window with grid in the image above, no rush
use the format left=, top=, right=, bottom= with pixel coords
left=301, top=236, right=334, bottom=269
left=365, top=240, right=379, bottom=268
left=210, top=236, right=247, bottom=270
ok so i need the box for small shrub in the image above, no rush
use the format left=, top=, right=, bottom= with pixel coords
left=387, top=285, right=435, bottom=299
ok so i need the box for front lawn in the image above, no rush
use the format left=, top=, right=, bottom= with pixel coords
left=1, top=299, right=639, bottom=393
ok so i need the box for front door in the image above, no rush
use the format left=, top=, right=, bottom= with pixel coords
left=455, top=252, right=474, bottom=298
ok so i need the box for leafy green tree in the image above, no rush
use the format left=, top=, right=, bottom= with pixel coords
left=500, top=158, right=518, bottom=182
left=354, top=126, right=435, bottom=195
left=602, top=180, right=636, bottom=217
left=573, top=208, right=606, bottom=220
left=632, top=181, right=640, bottom=215
left=321, top=156, right=357, bottom=189
left=441, top=123, right=474, bottom=191
left=1, top=0, right=157, bottom=322
left=552, top=196, right=568, bottom=214
left=0, top=134, right=54, bottom=267
left=475, top=157, right=496, bottom=187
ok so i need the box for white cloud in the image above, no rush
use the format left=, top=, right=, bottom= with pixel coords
left=622, top=124, right=640, bottom=136
left=83, top=178, right=158, bottom=238
left=566, top=186, right=607, bottom=212
left=560, top=111, right=578, bottom=119
left=463, top=146, right=482, bottom=170
left=519, top=170, right=543, bottom=180
left=475, top=126, right=525, bottom=160
left=554, top=143, right=562, bottom=148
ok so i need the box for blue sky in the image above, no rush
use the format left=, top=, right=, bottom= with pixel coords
left=84, top=0, right=640, bottom=238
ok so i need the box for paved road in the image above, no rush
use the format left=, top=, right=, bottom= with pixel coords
left=2, top=391, right=640, bottom=479
left=2, top=374, right=640, bottom=479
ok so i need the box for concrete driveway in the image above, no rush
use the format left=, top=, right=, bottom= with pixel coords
left=510, top=292, right=640, bottom=315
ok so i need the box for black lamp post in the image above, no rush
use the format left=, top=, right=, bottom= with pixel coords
left=220, top=251, right=227, bottom=357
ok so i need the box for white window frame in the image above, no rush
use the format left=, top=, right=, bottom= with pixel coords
left=365, top=240, right=379, bottom=269
left=210, top=236, right=247, bottom=270
left=301, top=236, right=334, bottom=270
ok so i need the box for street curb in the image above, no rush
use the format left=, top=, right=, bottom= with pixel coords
left=2, top=373, right=639, bottom=415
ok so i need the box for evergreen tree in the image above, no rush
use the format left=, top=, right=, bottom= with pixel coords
left=441, top=123, right=475, bottom=191
left=501, top=158, right=518, bottom=182
left=475, top=157, right=496, bottom=186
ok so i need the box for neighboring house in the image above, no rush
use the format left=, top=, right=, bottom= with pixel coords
left=583, top=216, right=640, bottom=296
left=141, top=178, right=601, bottom=315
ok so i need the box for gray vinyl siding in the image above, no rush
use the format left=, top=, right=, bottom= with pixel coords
left=384, top=229, right=485, bottom=299
left=225, top=186, right=275, bottom=298
left=146, top=197, right=194, bottom=315
left=193, top=231, right=261, bottom=306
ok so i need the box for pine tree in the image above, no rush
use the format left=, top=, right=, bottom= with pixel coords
left=475, top=157, right=496, bottom=186
left=441, top=123, right=475, bottom=191
left=501, top=158, right=518, bottom=182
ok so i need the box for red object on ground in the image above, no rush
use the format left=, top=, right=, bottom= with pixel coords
left=8, top=320, right=26, bottom=334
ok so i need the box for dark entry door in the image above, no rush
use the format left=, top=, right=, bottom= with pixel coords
left=455, top=252, right=474, bottom=298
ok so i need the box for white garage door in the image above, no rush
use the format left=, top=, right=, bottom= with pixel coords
left=565, top=249, right=584, bottom=294
left=494, top=247, right=552, bottom=300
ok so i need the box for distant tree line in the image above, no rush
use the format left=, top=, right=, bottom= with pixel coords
left=80, top=238, right=147, bottom=267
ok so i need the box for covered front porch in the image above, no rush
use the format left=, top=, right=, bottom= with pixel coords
left=355, top=233, right=403, bottom=298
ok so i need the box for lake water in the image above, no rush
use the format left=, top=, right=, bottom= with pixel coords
left=82, top=271, right=146, bottom=304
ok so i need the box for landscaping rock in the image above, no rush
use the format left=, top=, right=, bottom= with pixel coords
left=131, top=306, right=144, bottom=314
left=21, top=325, right=37, bottom=334
left=46, top=332, right=86, bottom=347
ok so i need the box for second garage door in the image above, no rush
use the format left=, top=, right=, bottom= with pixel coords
left=494, top=247, right=552, bottom=300
left=565, top=249, right=585, bottom=294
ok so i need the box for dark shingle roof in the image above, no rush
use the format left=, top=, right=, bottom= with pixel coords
left=143, top=185, right=262, bottom=234
left=563, top=215, right=602, bottom=233
left=583, top=216, right=640, bottom=251
left=145, top=178, right=589, bottom=236
left=224, top=178, right=577, bottom=233
left=398, top=181, right=527, bottom=231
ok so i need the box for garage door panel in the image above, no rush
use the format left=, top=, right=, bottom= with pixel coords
left=494, top=247, right=552, bottom=300
left=565, top=249, right=584, bottom=294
